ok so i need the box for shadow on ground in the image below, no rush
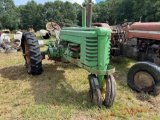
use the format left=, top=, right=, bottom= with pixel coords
left=0, top=63, right=92, bottom=109
left=111, top=57, right=136, bottom=87
left=0, top=57, right=137, bottom=108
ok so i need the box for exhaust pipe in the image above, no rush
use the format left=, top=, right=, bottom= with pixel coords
left=82, top=7, right=86, bottom=27
left=87, top=0, right=92, bottom=27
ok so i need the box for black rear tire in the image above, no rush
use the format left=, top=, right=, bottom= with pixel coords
left=21, top=32, right=43, bottom=75
left=127, top=62, right=160, bottom=95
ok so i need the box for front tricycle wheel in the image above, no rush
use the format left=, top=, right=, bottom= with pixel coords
left=88, top=74, right=102, bottom=107
left=88, top=74, right=116, bottom=108
left=101, top=75, right=116, bottom=108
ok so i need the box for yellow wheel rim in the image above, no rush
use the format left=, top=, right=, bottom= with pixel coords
left=102, top=78, right=106, bottom=101
left=24, top=41, right=31, bottom=72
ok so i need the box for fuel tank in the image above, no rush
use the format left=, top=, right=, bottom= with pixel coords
left=126, top=22, right=160, bottom=40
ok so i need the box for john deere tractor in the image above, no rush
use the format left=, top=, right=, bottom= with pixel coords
left=21, top=0, right=116, bottom=108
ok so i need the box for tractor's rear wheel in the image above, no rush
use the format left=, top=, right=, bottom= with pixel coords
left=21, top=32, right=43, bottom=75
left=127, top=62, right=160, bottom=95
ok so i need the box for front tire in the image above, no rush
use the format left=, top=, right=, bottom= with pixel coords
left=88, top=74, right=102, bottom=107
left=21, top=32, right=43, bottom=75
left=102, top=75, right=116, bottom=108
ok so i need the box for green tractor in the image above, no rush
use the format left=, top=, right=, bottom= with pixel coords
left=21, top=0, right=116, bottom=108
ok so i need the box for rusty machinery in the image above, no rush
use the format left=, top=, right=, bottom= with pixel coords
left=93, top=22, right=160, bottom=95
left=123, top=22, right=160, bottom=95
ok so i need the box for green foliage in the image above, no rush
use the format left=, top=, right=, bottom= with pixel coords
left=0, top=0, right=19, bottom=30
left=73, top=3, right=82, bottom=26
left=62, top=1, right=78, bottom=26
left=18, top=1, right=46, bottom=31
left=102, top=0, right=159, bottom=24
left=93, top=1, right=109, bottom=23
left=0, top=0, right=160, bottom=30
left=152, top=1, right=160, bottom=21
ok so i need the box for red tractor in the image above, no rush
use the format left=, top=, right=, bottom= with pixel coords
left=93, top=22, right=160, bottom=95
left=124, top=22, right=160, bottom=95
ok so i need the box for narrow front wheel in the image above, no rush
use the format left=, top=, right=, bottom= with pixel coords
left=88, top=74, right=102, bottom=107
left=102, top=75, right=116, bottom=108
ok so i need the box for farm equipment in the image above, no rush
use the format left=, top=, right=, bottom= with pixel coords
left=92, top=23, right=125, bottom=56
left=21, top=0, right=116, bottom=108
left=94, top=22, right=160, bottom=95
left=0, top=32, right=21, bottom=53
left=46, top=22, right=61, bottom=37
left=123, top=22, right=160, bottom=95
left=28, top=25, right=35, bottom=33
left=39, top=22, right=61, bottom=39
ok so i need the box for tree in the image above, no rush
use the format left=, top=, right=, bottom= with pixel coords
left=1, top=0, right=160, bottom=30
left=154, top=1, right=160, bottom=21
left=34, top=4, right=46, bottom=30
left=61, top=1, right=78, bottom=26
left=92, top=0, right=122, bottom=25
left=18, top=0, right=45, bottom=31
left=93, top=1, right=109, bottom=23
left=0, top=0, right=19, bottom=30
left=115, top=0, right=134, bottom=23
left=73, top=3, right=82, bottom=26
left=43, top=1, right=63, bottom=24
left=43, top=1, right=77, bottom=27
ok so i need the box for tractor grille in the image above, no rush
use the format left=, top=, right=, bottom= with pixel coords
left=85, top=37, right=98, bottom=62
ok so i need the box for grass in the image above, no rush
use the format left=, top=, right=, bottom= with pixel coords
left=0, top=35, right=160, bottom=119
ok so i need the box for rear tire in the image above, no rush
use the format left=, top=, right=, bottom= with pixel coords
left=21, top=32, right=43, bottom=75
left=127, top=62, right=160, bottom=95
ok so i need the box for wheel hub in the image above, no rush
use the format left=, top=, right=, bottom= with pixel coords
left=102, top=79, right=106, bottom=101
left=134, top=71, right=155, bottom=92
left=24, top=41, right=31, bottom=73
